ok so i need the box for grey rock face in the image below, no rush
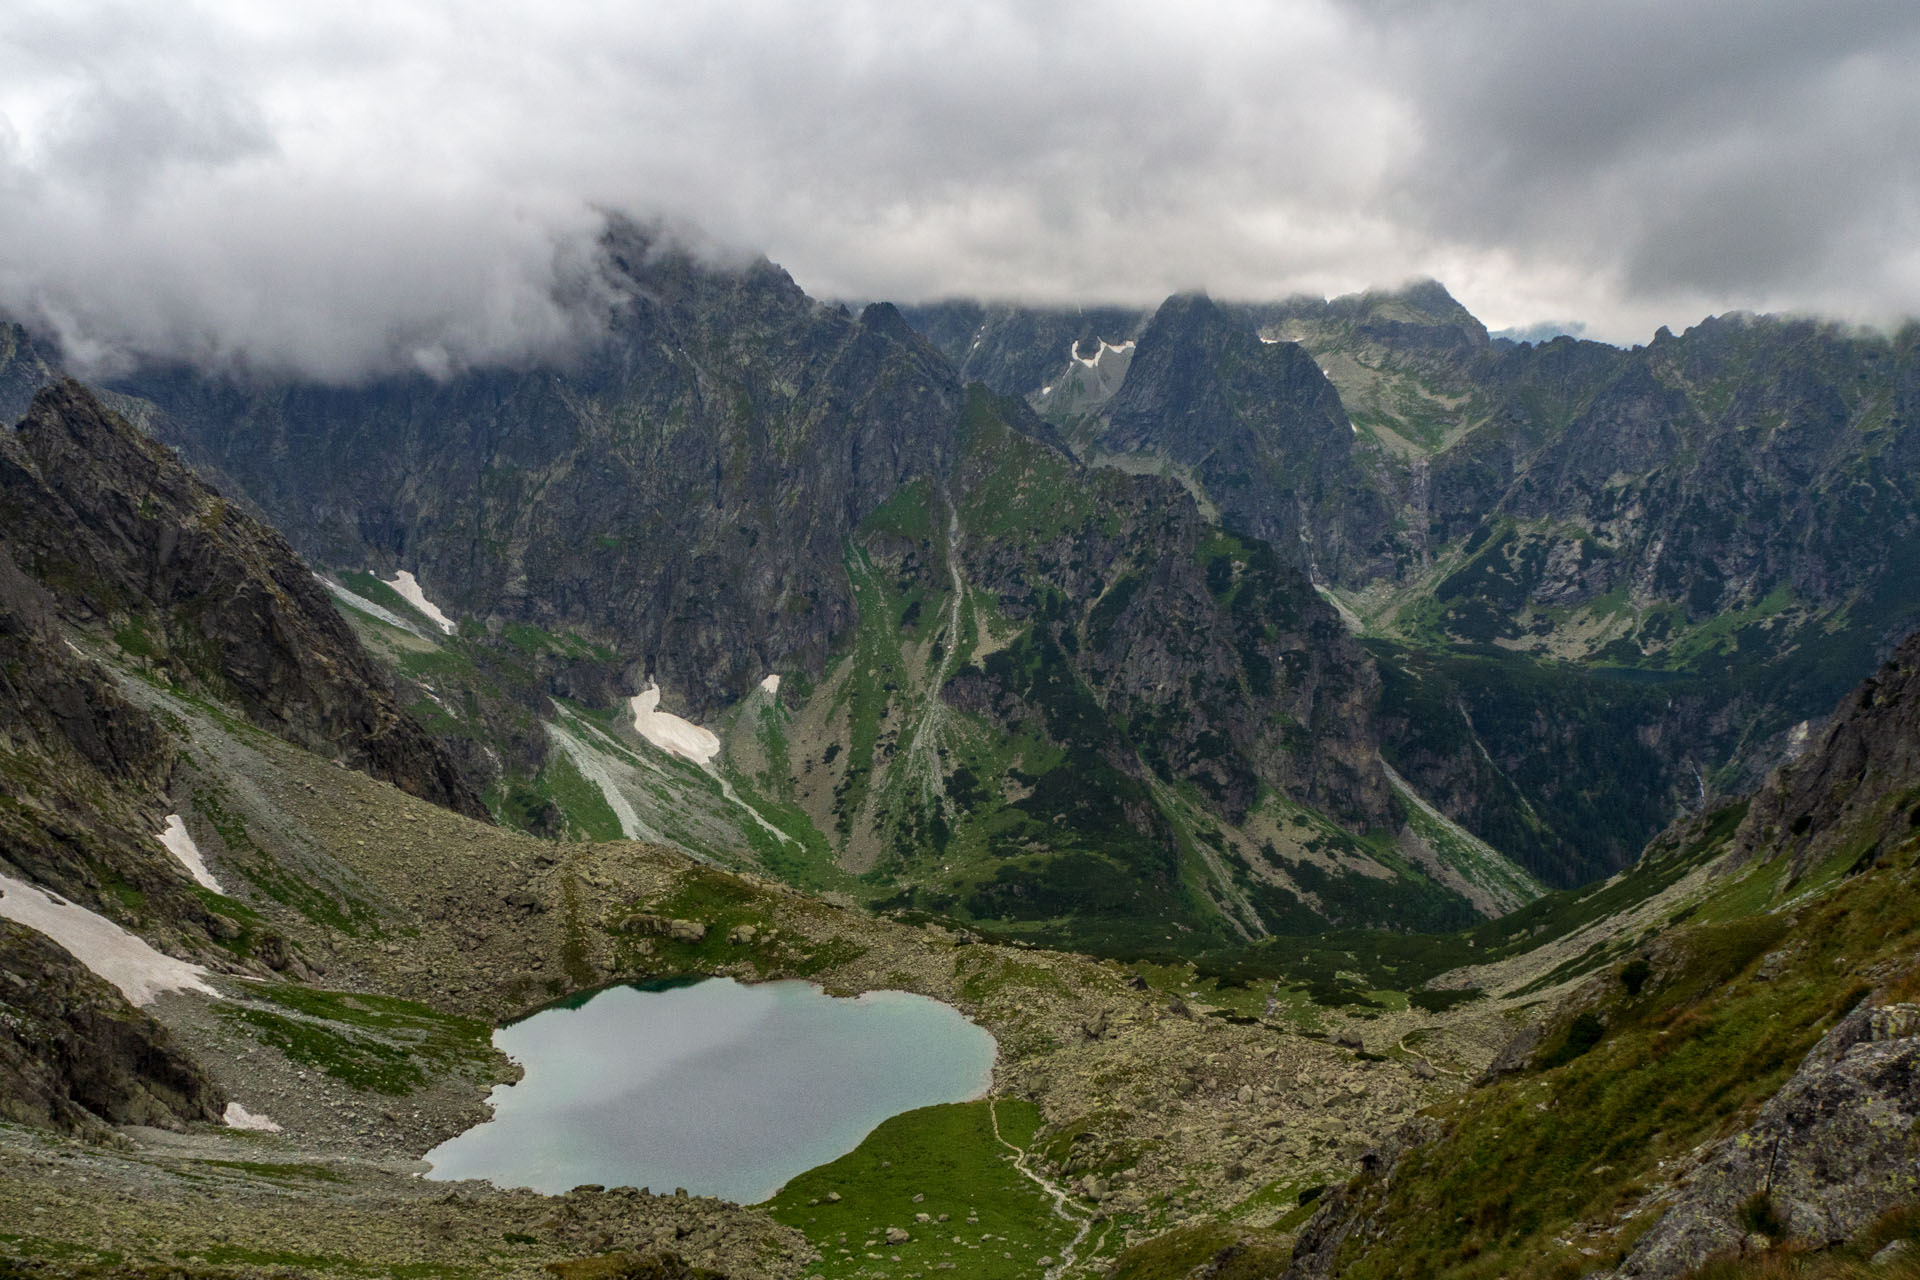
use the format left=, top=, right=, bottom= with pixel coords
left=0, top=322, right=57, bottom=425
left=1736, top=628, right=1920, bottom=882
left=900, top=301, right=1147, bottom=399
left=116, top=224, right=965, bottom=723
left=0, top=380, right=483, bottom=819
left=0, top=526, right=237, bottom=943
left=84, top=236, right=1413, bottom=934
left=1607, top=1001, right=1920, bottom=1279
left=950, top=417, right=1391, bottom=831
left=0, top=920, right=226, bottom=1133
left=1098, top=294, right=1399, bottom=586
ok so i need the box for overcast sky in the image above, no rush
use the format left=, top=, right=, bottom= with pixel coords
left=2, top=0, right=1917, bottom=380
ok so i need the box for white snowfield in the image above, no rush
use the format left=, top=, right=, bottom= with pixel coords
left=0, top=874, right=220, bottom=1006
left=157, top=815, right=224, bottom=893
left=629, top=684, right=722, bottom=765
left=759, top=673, right=781, bottom=695
left=1071, top=338, right=1134, bottom=368
left=223, top=1102, right=282, bottom=1132
left=320, top=577, right=433, bottom=640
left=384, top=570, right=456, bottom=635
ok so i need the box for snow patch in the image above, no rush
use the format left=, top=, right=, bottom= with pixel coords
left=320, top=578, right=431, bottom=640
left=759, top=673, right=781, bottom=695
left=0, top=874, right=220, bottom=1006
left=223, top=1102, right=281, bottom=1132
left=629, top=684, right=722, bottom=766
left=618, top=686, right=795, bottom=845
left=1070, top=338, right=1134, bottom=368
left=157, top=815, right=223, bottom=893
left=384, top=571, right=456, bottom=635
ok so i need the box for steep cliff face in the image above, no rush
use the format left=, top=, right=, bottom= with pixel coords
left=0, top=543, right=213, bottom=935
left=1734, top=627, right=1920, bottom=881
left=904, top=290, right=1920, bottom=888
left=1191, top=298, right=1920, bottom=755
left=899, top=301, right=1147, bottom=401
left=0, top=380, right=483, bottom=819
left=1385, top=317, right=1920, bottom=858
left=1366, top=642, right=1718, bottom=887
left=0, top=323, right=57, bottom=425
left=717, top=389, right=1421, bottom=948
left=1425, top=318, right=1920, bottom=658
left=68, top=232, right=1495, bottom=944
left=1237, top=279, right=1496, bottom=459
left=956, top=391, right=1389, bottom=830
left=916, top=291, right=1920, bottom=686
left=0, top=384, right=486, bottom=1135
left=833, top=391, right=1410, bottom=944
left=1097, top=294, right=1401, bottom=586
left=118, top=224, right=965, bottom=723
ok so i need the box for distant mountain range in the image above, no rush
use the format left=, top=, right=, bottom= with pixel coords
left=2, top=221, right=1915, bottom=951
left=6, top=217, right=1920, bottom=1280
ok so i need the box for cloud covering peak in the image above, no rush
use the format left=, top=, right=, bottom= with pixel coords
left=2, top=0, right=1916, bottom=379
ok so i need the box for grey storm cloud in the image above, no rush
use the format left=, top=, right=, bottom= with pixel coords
left=0, top=0, right=1916, bottom=380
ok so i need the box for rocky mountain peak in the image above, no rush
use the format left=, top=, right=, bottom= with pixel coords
left=1105, top=291, right=1351, bottom=448
left=1098, top=289, right=1394, bottom=583
left=1360, top=278, right=1490, bottom=344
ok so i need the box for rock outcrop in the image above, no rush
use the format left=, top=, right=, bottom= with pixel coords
left=1606, top=1000, right=1920, bottom=1278
left=1736, top=627, right=1920, bottom=881
left=1281, top=1115, right=1446, bottom=1280
left=0, top=920, right=225, bottom=1133
left=0, top=379, right=484, bottom=819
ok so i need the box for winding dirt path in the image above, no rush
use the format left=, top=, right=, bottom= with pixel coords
left=989, top=1096, right=1095, bottom=1280
left=1396, top=1030, right=1466, bottom=1077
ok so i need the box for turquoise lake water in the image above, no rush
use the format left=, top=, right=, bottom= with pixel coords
left=421, top=977, right=996, bottom=1202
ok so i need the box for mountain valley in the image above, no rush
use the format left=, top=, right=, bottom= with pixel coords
left=3, top=220, right=1920, bottom=1280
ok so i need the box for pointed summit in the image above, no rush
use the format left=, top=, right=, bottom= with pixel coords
left=1095, top=292, right=1397, bottom=582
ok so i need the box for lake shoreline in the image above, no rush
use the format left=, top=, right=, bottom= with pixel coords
left=422, top=975, right=998, bottom=1201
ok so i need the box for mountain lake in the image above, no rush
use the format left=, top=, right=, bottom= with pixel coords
left=422, top=977, right=997, bottom=1202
